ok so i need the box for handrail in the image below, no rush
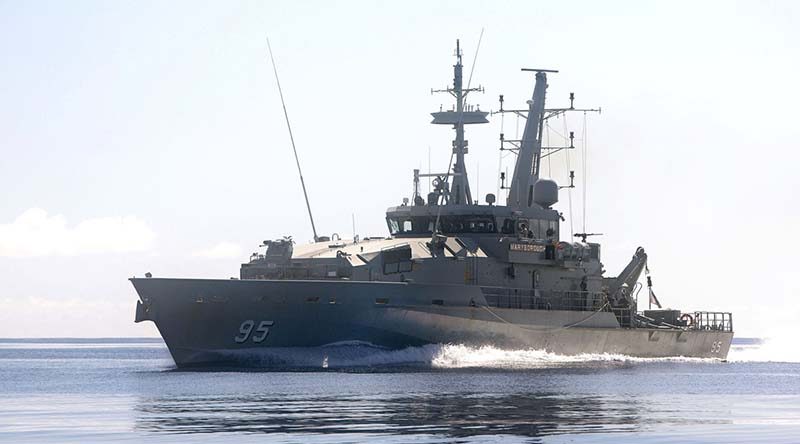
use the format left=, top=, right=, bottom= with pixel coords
left=691, top=311, right=733, bottom=332
left=633, top=310, right=733, bottom=332
left=480, top=286, right=734, bottom=332
left=480, top=287, right=607, bottom=312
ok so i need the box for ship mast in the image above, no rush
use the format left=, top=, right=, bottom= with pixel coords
left=499, top=69, right=600, bottom=208
left=507, top=69, right=552, bottom=208
left=451, top=41, right=471, bottom=205
left=431, top=40, right=487, bottom=206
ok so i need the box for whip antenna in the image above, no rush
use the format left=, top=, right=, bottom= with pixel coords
left=465, top=27, right=484, bottom=92
left=267, top=38, right=319, bottom=242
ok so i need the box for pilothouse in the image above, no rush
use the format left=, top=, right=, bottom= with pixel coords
left=386, top=43, right=583, bottom=244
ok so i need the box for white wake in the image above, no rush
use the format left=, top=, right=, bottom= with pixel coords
left=229, top=343, right=721, bottom=369
left=727, top=336, right=800, bottom=363
left=225, top=336, right=798, bottom=368
left=430, top=344, right=717, bottom=368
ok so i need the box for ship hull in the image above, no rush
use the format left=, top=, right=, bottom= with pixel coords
left=131, top=278, right=733, bottom=367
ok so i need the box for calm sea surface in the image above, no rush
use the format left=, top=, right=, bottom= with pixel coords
left=0, top=338, right=798, bottom=443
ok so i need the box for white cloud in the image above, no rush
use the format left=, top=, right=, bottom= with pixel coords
left=192, top=241, right=242, bottom=259
left=0, top=295, right=160, bottom=337
left=0, top=208, right=155, bottom=257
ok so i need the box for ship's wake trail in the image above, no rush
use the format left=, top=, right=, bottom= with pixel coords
left=430, top=344, right=717, bottom=368
left=727, top=335, right=800, bottom=363
left=219, top=342, right=723, bottom=370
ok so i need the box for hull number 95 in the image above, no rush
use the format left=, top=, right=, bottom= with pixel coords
left=234, top=320, right=274, bottom=343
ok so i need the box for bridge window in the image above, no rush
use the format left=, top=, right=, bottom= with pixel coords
left=387, top=215, right=497, bottom=236
left=546, top=220, right=558, bottom=239
left=502, top=218, right=515, bottom=234
left=387, top=217, right=433, bottom=235
left=499, top=218, right=559, bottom=240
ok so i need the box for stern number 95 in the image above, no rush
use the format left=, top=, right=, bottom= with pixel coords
left=234, top=320, right=274, bottom=343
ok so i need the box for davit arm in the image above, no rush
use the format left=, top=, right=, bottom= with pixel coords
left=607, top=247, right=648, bottom=308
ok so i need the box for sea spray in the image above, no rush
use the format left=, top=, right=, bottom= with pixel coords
left=430, top=344, right=717, bottom=368
left=224, top=342, right=724, bottom=369
left=728, top=335, right=800, bottom=363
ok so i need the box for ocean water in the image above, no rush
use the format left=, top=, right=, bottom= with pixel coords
left=0, top=338, right=799, bottom=443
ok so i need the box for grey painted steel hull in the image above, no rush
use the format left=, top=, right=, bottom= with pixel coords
left=132, top=278, right=733, bottom=367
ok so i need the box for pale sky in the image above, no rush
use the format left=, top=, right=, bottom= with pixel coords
left=0, top=1, right=798, bottom=337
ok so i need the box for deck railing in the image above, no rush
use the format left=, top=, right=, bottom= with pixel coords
left=480, top=287, right=607, bottom=312
left=691, top=311, right=733, bottom=332
left=480, top=287, right=734, bottom=332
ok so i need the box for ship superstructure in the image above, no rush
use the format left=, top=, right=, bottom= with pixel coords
left=132, top=41, right=733, bottom=367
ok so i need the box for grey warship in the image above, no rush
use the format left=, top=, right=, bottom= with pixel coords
left=132, top=41, right=733, bottom=367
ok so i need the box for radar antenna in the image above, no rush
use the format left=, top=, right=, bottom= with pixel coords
left=267, top=39, right=320, bottom=242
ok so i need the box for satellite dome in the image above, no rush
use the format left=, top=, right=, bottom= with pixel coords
left=533, top=179, right=558, bottom=208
